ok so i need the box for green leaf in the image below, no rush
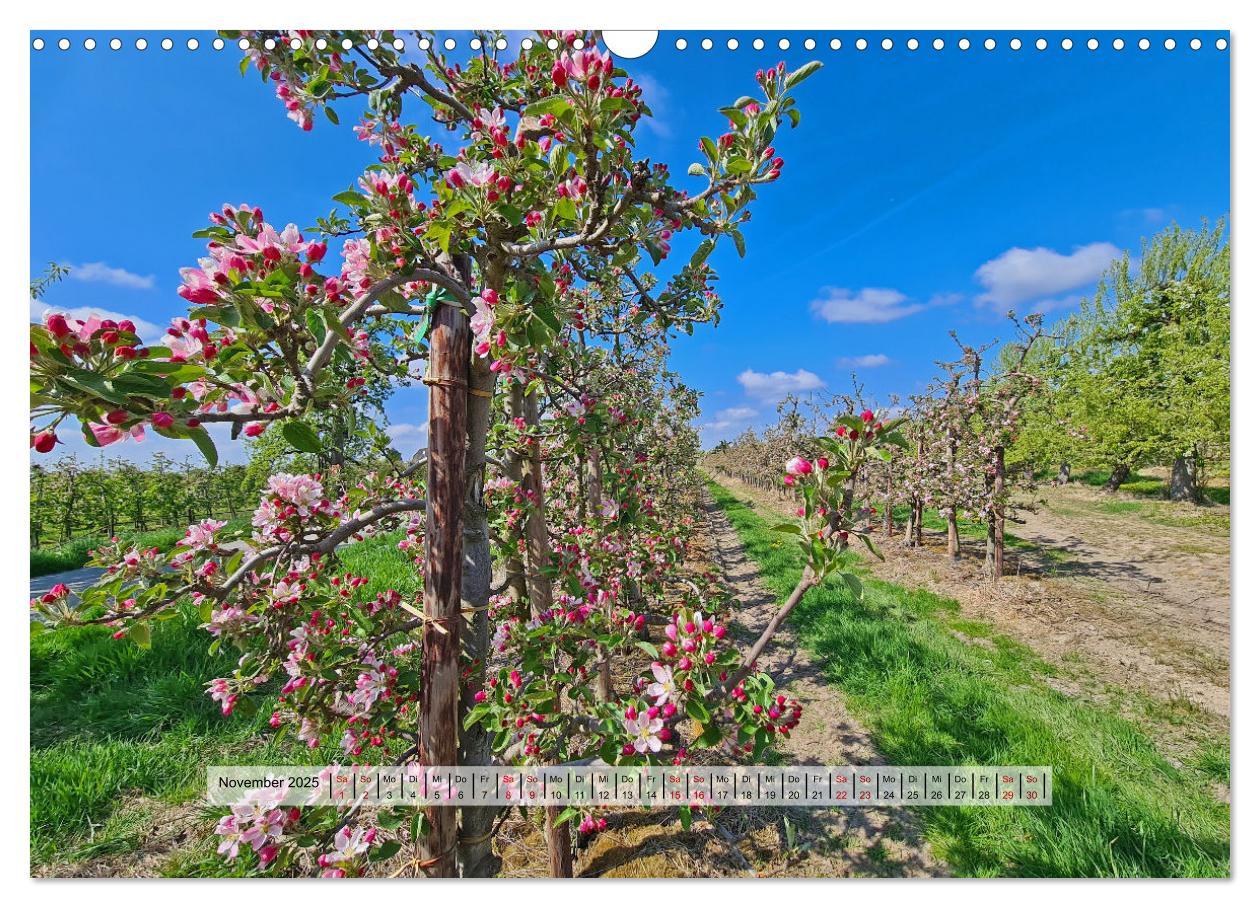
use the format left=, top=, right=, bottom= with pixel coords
left=551, top=806, right=580, bottom=827
left=856, top=533, right=884, bottom=562
left=685, top=698, right=710, bottom=723
left=523, top=96, right=571, bottom=119
left=636, top=641, right=660, bottom=659
left=371, top=841, right=402, bottom=862
left=110, top=371, right=172, bottom=398
left=731, top=229, right=746, bottom=258
left=427, top=223, right=452, bottom=253
left=324, top=105, right=340, bottom=125
left=700, top=136, right=719, bottom=163
left=188, top=426, right=219, bottom=468
left=305, top=308, right=328, bottom=343
left=462, top=703, right=492, bottom=730
left=678, top=805, right=692, bottom=831
left=785, top=60, right=823, bottom=89
left=690, top=239, right=716, bottom=270
left=377, top=809, right=406, bottom=830
left=332, top=190, right=365, bottom=209
left=129, top=622, right=151, bottom=649
left=534, top=302, right=562, bottom=334
left=769, top=522, right=801, bottom=535
left=599, top=96, right=634, bottom=113
left=282, top=420, right=323, bottom=453
left=57, top=369, right=128, bottom=405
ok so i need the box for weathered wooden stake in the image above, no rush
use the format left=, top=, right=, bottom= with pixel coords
left=419, top=295, right=470, bottom=878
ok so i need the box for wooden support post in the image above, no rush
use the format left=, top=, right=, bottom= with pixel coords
left=419, top=294, right=470, bottom=878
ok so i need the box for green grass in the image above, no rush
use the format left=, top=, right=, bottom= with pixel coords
left=30, top=530, right=417, bottom=874
left=1088, top=499, right=1230, bottom=535
left=31, top=518, right=251, bottom=578
left=1076, top=470, right=1231, bottom=506
left=709, top=480, right=1230, bottom=878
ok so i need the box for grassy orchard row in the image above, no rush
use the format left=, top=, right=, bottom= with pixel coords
left=708, top=482, right=1229, bottom=877
left=28, top=29, right=829, bottom=878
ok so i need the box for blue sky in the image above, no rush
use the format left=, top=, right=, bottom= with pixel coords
left=30, top=30, right=1230, bottom=461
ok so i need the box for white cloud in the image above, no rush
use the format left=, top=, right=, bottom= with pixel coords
left=66, top=261, right=156, bottom=290
left=809, top=287, right=927, bottom=324
left=836, top=353, right=891, bottom=368
left=701, top=406, right=758, bottom=433
left=927, top=291, right=965, bottom=308
left=737, top=368, right=824, bottom=402
left=1120, top=206, right=1170, bottom=226
left=30, top=299, right=166, bottom=344
left=387, top=423, right=428, bottom=448
left=699, top=406, right=760, bottom=446
left=634, top=73, right=671, bottom=138
left=973, top=242, right=1120, bottom=309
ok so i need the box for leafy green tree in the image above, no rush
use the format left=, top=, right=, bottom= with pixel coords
left=1016, top=218, right=1229, bottom=500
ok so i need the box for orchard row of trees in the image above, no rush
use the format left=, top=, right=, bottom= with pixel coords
left=28, top=30, right=876, bottom=880
left=709, top=313, right=1046, bottom=582
left=707, top=218, right=1230, bottom=579
left=30, top=455, right=258, bottom=547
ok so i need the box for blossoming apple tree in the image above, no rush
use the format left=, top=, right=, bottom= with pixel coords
left=28, top=30, right=838, bottom=877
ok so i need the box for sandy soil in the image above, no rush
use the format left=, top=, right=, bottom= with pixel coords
left=713, top=475, right=1231, bottom=733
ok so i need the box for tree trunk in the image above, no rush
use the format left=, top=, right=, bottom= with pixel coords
left=585, top=444, right=614, bottom=703
left=522, top=390, right=553, bottom=620
left=1103, top=463, right=1134, bottom=491
left=545, top=811, right=574, bottom=877
left=455, top=352, right=499, bottom=879
left=519, top=389, right=574, bottom=877
left=1103, top=463, right=1130, bottom=493
left=1170, top=455, right=1198, bottom=502
left=1056, top=463, right=1071, bottom=486
left=503, top=387, right=531, bottom=609
left=883, top=471, right=895, bottom=537
left=418, top=292, right=470, bottom=878
left=984, top=518, right=996, bottom=577
left=989, top=446, right=1006, bottom=582
left=946, top=506, right=960, bottom=561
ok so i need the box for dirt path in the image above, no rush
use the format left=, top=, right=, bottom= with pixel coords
left=712, top=475, right=1230, bottom=733
left=692, top=491, right=946, bottom=877
left=1011, top=487, right=1229, bottom=709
